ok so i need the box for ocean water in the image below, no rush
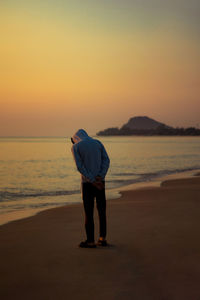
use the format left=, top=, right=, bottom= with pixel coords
left=0, top=136, right=200, bottom=223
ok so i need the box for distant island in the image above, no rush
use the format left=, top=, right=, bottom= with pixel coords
left=97, top=116, right=200, bottom=136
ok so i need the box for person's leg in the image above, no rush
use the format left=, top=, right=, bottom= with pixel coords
left=96, top=183, right=107, bottom=240
left=82, top=182, right=95, bottom=243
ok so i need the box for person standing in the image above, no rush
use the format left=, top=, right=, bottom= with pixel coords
left=71, top=129, right=110, bottom=248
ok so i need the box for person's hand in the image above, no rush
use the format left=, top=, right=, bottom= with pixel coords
left=92, top=180, right=105, bottom=190
left=95, top=176, right=102, bottom=182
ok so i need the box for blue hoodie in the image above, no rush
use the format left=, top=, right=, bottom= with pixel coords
left=71, top=129, right=110, bottom=183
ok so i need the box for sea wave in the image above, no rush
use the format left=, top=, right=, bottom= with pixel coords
left=0, top=189, right=80, bottom=201
left=112, top=166, right=200, bottom=179
left=0, top=166, right=199, bottom=202
left=108, top=165, right=200, bottom=188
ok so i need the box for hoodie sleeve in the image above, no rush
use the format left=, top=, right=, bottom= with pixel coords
left=98, top=143, right=110, bottom=178
left=71, top=144, right=96, bottom=183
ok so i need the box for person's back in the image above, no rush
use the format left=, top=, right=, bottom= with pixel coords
left=71, top=129, right=110, bottom=248
left=71, top=129, right=110, bottom=184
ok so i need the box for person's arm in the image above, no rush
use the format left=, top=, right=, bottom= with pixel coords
left=97, top=143, right=110, bottom=179
left=71, top=145, right=95, bottom=183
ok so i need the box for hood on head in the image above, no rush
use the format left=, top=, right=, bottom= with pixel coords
left=71, top=129, right=89, bottom=144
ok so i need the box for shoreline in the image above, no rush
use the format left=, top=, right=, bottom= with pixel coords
left=0, top=171, right=200, bottom=299
left=1, top=168, right=200, bottom=227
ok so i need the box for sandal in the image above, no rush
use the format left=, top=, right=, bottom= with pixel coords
left=79, top=240, right=96, bottom=248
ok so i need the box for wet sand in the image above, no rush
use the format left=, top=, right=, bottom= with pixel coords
left=0, top=176, right=200, bottom=300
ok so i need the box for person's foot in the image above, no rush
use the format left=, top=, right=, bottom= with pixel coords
left=79, top=240, right=96, bottom=248
left=97, top=237, right=108, bottom=247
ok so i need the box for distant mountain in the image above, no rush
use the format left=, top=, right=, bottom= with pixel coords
left=121, top=116, right=170, bottom=130
left=96, top=116, right=200, bottom=136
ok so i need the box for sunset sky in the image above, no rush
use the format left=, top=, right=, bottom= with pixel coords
left=0, top=0, right=200, bottom=136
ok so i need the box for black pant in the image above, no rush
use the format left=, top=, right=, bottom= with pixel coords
left=82, top=182, right=107, bottom=243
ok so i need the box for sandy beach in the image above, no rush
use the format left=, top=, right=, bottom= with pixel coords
left=0, top=175, right=200, bottom=300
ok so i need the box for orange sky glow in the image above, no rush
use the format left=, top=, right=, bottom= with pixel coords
left=0, top=0, right=200, bottom=136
